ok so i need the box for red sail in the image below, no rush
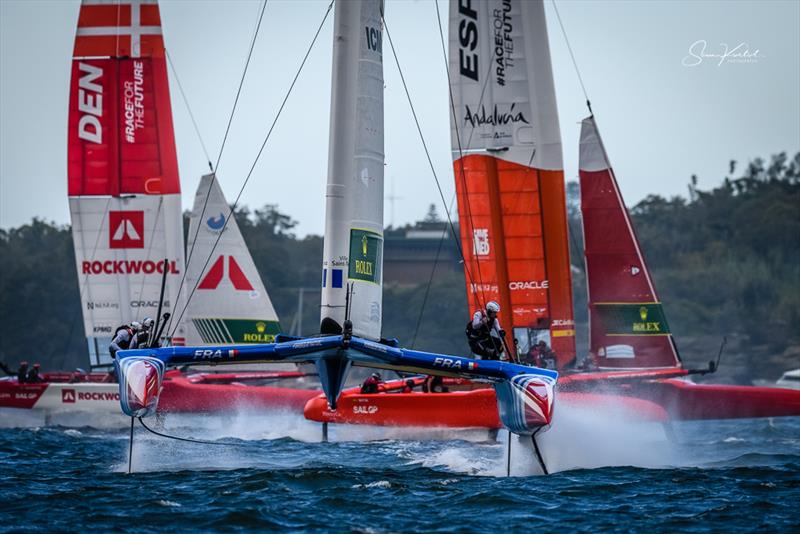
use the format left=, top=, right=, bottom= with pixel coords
left=68, top=0, right=179, bottom=197
left=579, top=116, right=681, bottom=369
left=449, top=0, right=575, bottom=367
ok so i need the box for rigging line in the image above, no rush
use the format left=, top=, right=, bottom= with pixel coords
left=165, top=49, right=213, bottom=170
left=165, top=0, right=270, bottom=337
left=433, top=0, right=494, bottom=313
left=551, top=0, right=590, bottom=109
left=138, top=417, right=251, bottom=447
left=410, top=191, right=458, bottom=349
left=381, top=13, right=476, bottom=308
left=133, top=196, right=164, bottom=323
left=62, top=196, right=113, bottom=358
left=213, top=0, right=269, bottom=173
left=168, top=0, right=335, bottom=340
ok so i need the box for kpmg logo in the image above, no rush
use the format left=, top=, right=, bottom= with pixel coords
left=206, top=213, right=225, bottom=231
left=109, top=211, right=144, bottom=249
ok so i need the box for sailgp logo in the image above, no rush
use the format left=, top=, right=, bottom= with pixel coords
left=109, top=211, right=144, bottom=249
left=198, top=255, right=254, bottom=291
left=463, top=104, right=529, bottom=129
left=473, top=228, right=490, bottom=256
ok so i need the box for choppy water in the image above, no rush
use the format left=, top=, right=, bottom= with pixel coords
left=1, top=407, right=798, bottom=532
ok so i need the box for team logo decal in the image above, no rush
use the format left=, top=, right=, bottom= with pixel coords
left=198, top=255, right=254, bottom=291
left=109, top=211, right=144, bottom=249
left=62, top=389, right=76, bottom=403
left=206, top=213, right=225, bottom=231
left=473, top=228, right=490, bottom=256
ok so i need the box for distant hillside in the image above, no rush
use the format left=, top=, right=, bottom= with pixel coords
left=1, top=152, right=797, bottom=383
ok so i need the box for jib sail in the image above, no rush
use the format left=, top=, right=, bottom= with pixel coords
left=448, top=0, right=575, bottom=367
left=67, top=0, right=185, bottom=366
left=181, top=174, right=281, bottom=345
left=579, top=116, right=681, bottom=369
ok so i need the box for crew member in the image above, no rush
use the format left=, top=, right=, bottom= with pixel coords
left=360, top=372, right=383, bottom=394
left=16, top=361, right=29, bottom=383
left=109, top=321, right=142, bottom=358
left=26, top=363, right=43, bottom=383
left=426, top=375, right=449, bottom=393
left=531, top=340, right=557, bottom=369
left=134, top=317, right=156, bottom=349
left=466, top=301, right=506, bottom=360
left=401, top=379, right=415, bottom=393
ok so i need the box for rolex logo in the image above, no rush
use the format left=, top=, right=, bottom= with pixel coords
left=256, top=321, right=266, bottom=333
left=639, top=306, right=648, bottom=321
left=362, top=235, right=368, bottom=256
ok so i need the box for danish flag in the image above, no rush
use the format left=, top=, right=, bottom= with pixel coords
left=109, top=211, right=144, bottom=249
left=74, top=0, right=164, bottom=59
left=198, top=256, right=254, bottom=291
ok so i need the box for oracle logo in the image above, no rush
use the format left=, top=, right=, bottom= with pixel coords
left=109, top=211, right=144, bottom=249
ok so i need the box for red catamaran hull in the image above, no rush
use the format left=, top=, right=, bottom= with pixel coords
left=0, top=371, right=319, bottom=417
left=303, top=374, right=800, bottom=428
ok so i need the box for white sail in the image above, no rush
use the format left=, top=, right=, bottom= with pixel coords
left=320, top=0, right=385, bottom=340
left=181, top=174, right=280, bottom=345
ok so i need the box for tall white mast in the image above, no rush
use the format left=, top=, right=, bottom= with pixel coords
left=320, top=0, right=385, bottom=340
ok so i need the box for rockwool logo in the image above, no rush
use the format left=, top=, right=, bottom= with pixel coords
left=62, top=389, right=76, bottom=403
left=198, top=256, right=254, bottom=291
left=109, top=211, right=144, bottom=249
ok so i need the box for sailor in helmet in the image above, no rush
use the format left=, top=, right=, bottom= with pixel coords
left=466, top=301, right=507, bottom=360
left=134, top=317, right=156, bottom=349
left=108, top=321, right=142, bottom=358
left=360, top=372, right=383, bottom=394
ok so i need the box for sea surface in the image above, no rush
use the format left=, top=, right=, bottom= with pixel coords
left=0, top=407, right=798, bottom=532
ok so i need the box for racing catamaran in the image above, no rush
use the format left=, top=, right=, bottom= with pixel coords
left=304, top=0, right=800, bottom=427
left=115, top=0, right=558, bottom=470
left=0, top=0, right=316, bottom=419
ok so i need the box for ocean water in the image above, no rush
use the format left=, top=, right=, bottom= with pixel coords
left=0, top=407, right=798, bottom=532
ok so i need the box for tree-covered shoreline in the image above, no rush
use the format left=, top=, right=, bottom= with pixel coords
left=1, top=152, right=797, bottom=382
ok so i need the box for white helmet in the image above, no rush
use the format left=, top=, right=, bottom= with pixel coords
left=142, top=317, right=155, bottom=330
left=130, top=321, right=142, bottom=331
left=486, top=301, right=500, bottom=314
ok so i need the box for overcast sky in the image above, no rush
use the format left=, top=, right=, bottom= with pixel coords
left=1, top=0, right=798, bottom=236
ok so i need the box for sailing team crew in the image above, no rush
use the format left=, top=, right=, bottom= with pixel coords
left=108, top=317, right=155, bottom=358
left=466, top=301, right=507, bottom=361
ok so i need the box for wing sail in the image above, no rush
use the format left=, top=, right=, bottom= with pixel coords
left=579, top=116, right=681, bottom=369
left=448, top=0, right=575, bottom=366
left=68, top=0, right=184, bottom=366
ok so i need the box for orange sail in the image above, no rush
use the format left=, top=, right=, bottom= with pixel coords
left=448, top=0, right=575, bottom=366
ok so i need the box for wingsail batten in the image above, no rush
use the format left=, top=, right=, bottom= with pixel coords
left=68, top=0, right=184, bottom=366
left=320, top=0, right=385, bottom=340
left=578, top=116, right=681, bottom=369
left=182, top=175, right=281, bottom=346
left=449, top=0, right=575, bottom=366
